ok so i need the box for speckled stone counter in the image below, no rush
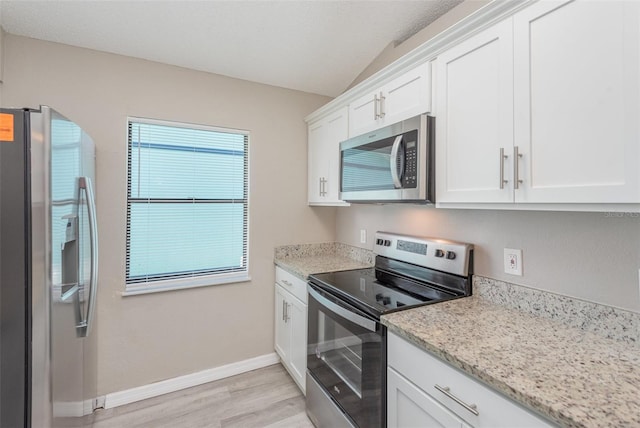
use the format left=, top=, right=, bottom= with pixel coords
left=382, top=277, right=640, bottom=428
left=274, top=242, right=374, bottom=280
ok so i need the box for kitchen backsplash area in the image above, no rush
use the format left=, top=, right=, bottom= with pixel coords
left=275, top=238, right=639, bottom=346
left=275, top=242, right=374, bottom=264
left=274, top=242, right=374, bottom=280
left=475, top=276, right=640, bottom=345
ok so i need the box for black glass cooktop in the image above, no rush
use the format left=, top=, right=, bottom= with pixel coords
left=309, top=266, right=460, bottom=319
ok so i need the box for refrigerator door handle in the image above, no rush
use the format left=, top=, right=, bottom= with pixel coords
left=77, top=176, right=99, bottom=337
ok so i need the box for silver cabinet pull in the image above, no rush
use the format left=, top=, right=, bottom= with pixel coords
left=321, top=178, right=327, bottom=196
left=282, top=279, right=293, bottom=287
left=434, top=384, right=479, bottom=416
left=374, top=93, right=380, bottom=119
left=379, top=91, right=386, bottom=118
left=514, top=146, right=523, bottom=190
left=285, top=303, right=291, bottom=322
left=282, top=300, right=286, bottom=321
left=318, top=177, right=323, bottom=197
left=499, top=148, right=508, bottom=189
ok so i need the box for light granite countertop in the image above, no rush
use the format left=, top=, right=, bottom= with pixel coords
left=382, top=279, right=640, bottom=428
left=274, top=242, right=374, bottom=280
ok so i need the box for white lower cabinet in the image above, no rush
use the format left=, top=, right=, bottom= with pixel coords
left=274, top=267, right=307, bottom=393
left=387, top=332, right=554, bottom=428
left=388, top=367, right=470, bottom=428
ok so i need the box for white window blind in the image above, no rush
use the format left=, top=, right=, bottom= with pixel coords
left=126, top=118, right=249, bottom=289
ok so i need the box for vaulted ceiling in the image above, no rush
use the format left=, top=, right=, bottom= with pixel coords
left=0, top=0, right=464, bottom=97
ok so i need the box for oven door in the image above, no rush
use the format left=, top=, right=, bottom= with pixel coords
left=307, top=283, right=384, bottom=428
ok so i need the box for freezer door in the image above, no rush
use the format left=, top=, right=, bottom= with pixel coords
left=0, top=109, right=31, bottom=428
left=48, top=107, right=98, bottom=428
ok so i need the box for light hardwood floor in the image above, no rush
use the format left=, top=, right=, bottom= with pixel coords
left=93, top=364, right=314, bottom=428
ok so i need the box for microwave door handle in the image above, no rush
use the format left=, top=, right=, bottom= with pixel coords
left=390, top=135, right=403, bottom=189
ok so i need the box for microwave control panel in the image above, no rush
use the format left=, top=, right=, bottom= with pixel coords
left=403, top=129, right=418, bottom=188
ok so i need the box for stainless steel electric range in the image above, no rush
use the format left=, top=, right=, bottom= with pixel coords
left=305, top=231, right=474, bottom=428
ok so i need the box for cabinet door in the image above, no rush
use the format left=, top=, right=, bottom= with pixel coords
left=349, top=91, right=380, bottom=137
left=436, top=20, right=514, bottom=203
left=308, top=108, right=349, bottom=206
left=274, top=285, right=291, bottom=363
left=349, top=64, right=432, bottom=137
left=307, top=121, right=328, bottom=204
left=388, top=367, right=468, bottom=428
left=288, top=295, right=307, bottom=393
left=382, top=62, right=432, bottom=127
left=323, top=108, right=348, bottom=203
left=514, top=0, right=640, bottom=203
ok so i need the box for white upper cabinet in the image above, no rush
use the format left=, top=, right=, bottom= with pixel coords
left=513, top=0, right=640, bottom=203
left=307, top=107, right=349, bottom=206
left=436, top=0, right=640, bottom=207
left=349, top=62, right=432, bottom=137
left=436, top=20, right=514, bottom=203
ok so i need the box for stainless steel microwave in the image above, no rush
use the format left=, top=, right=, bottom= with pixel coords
left=339, top=114, right=434, bottom=203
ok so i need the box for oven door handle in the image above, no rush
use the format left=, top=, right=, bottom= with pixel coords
left=308, top=285, right=377, bottom=332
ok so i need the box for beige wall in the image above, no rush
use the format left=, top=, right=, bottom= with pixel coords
left=337, top=206, right=640, bottom=312
left=338, top=0, right=640, bottom=313
left=1, top=34, right=335, bottom=395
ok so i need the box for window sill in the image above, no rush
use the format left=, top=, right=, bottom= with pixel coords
left=121, top=272, right=251, bottom=297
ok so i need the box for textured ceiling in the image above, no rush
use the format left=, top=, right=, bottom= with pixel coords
left=0, top=0, right=464, bottom=97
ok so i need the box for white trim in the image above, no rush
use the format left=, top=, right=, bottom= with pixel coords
left=305, top=0, right=532, bottom=124
left=127, top=115, right=251, bottom=136
left=52, top=398, right=96, bottom=418
left=122, top=273, right=251, bottom=296
left=436, top=202, right=640, bottom=213
left=103, top=353, right=280, bottom=409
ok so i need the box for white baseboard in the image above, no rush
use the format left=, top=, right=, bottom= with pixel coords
left=53, top=398, right=96, bottom=418
left=104, top=352, right=281, bottom=409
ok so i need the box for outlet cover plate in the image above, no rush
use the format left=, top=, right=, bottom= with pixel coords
left=360, top=229, right=367, bottom=244
left=504, top=248, right=523, bottom=276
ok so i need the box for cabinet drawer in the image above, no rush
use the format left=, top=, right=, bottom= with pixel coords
left=275, top=266, right=307, bottom=303
left=388, top=332, right=554, bottom=428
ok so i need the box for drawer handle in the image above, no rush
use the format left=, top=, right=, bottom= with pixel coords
left=434, top=384, right=479, bottom=416
left=282, top=279, right=293, bottom=287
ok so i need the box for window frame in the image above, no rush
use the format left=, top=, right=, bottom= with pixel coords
left=123, top=116, right=250, bottom=296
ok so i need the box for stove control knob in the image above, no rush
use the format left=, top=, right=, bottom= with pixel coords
left=376, top=238, right=383, bottom=246
left=434, top=249, right=445, bottom=258
left=384, top=240, right=392, bottom=247
left=375, top=293, right=383, bottom=301
left=446, top=251, right=457, bottom=260
left=382, top=296, right=391, bottom=305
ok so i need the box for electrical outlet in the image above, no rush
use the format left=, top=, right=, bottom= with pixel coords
left=360, top=229, right=367, bottom=244
left=504, top=248, right=523, bottom=276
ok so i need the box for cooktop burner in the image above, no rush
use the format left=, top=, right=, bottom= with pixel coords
left=308, top=232, right=474, bottom=319
left=310, top=266, right=457, bottom=318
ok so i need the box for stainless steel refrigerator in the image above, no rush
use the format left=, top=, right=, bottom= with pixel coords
left=0, top=106, right=99, bottom=427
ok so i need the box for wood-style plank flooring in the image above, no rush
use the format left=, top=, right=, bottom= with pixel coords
left=93, top=364, right=314, bottom=428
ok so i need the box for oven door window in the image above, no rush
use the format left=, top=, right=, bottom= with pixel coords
left=307, top=285, right=382, bottom=427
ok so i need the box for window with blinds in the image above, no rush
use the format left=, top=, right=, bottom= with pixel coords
left=126, top=117, right=249, bottom=293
